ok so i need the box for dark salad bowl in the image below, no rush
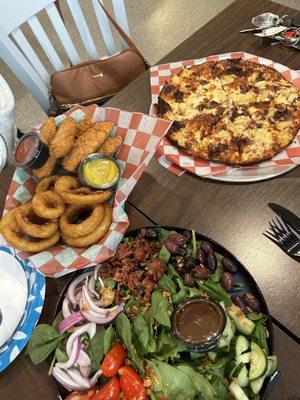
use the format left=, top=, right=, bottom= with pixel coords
left=53, top=226, right=280, bottom=400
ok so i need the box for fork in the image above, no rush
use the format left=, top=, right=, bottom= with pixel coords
left=263, top=217, right=300, bottom=258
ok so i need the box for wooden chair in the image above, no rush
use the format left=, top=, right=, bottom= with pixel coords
left=0, top=0, right=131, bottom=114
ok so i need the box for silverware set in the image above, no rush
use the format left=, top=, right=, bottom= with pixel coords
left=264, top=203, right=300, bottom=259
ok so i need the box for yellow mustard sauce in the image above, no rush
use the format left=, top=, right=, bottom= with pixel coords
left=83, top=159, right=119, bottom=187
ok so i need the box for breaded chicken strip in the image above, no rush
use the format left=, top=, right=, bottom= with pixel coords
left=49, top=118, right=77, bottom=158
left=76, top=113, right=94, bottom=137
left=39, top=117, right=57, bottom=146
left=97, top=136, right=123, bottom=156
left=62, top=121, right=113, bottom=172
left=32, top=155, right=57, bottom=179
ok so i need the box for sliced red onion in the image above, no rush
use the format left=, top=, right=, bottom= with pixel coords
left=56, top=338, right=80, bottom=370
left=52, top=365, right=86, bottom=392
left=88, top=267, right=100, bottom=299
left=67, top=368, right=91, bottom=390
left=82, top=286, right=122, bottom=315
left=76, top=350, right=91, bottom=368
left=90, top=369, right=103, bottom=387
left=81, top=303, right=124, bottom=325
left=67, top=273, right=92, bottom=305
left=66, top=323, right=96, bottom=357
left=62, top=297, right=72, bottom=319
left=58, top=312, right=85, bottom=334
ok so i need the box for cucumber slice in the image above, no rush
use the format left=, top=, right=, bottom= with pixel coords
left=249, top=342, right=267, bottom=381
left=266, top=355, right=278, bottom=377
left=226, top=360, right=238, bottom=379
left=226, top=305, right=255, bottom=335
left=236, top=335, right=250, bottom=357
left=218, top=314, right=235, bottom=349
left=232, top=362, right=245, bottom=378
left=237, top=351, right=251, bottom=364
left=229, top=381, right=250, bottom=400
left=237, top=364, right=249, bottom=388
left=250, top=355, right=278, bottom=394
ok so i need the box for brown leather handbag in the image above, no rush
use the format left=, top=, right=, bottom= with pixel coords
left=50, top=0, right=149, bottom=113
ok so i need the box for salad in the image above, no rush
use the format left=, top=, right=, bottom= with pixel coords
left=27, top=228, right=277, bottom=400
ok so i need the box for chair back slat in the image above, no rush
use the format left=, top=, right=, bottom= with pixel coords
left=112, top=0, right=130, bottom=49
left=27, top=15, right=64, bottom=71
left=11, top=28, right=50, bottom=85
left=0, top=0, right=54, bottom=34
left=45, top=3, right=81, bottom=65
left=0, top=26, right=49, bottom=112
left=91, top=0, right=116, bottom=56
left=65, top=0, right=99, bottom=60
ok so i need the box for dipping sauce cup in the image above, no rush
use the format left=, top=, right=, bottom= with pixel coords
left=172, top=298, right=227, bottom=352
left=78, top=154, right=120, bottom=190
left=12, top=132, right=49, bottom=170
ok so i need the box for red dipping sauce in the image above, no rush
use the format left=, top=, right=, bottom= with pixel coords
left=12, top=132, right=49, bottom=169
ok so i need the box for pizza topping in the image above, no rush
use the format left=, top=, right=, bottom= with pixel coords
left=170, top=120, right=186, bottom=133
left=174, top=89, right=184, bottom=102
left=156, top=98, right=171, bottom=117
left=273, top=108, right=291, bottom=121
left=162, top=84, right=174, bottom=94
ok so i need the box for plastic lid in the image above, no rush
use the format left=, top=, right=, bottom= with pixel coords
left=12, top=132, right=41, bottom=168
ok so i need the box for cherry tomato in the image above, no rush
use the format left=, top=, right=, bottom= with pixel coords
left=91, top=377, right=120, bottom=400
left=118, top=365, right=143, bottom=383
left=101, top=343, right=125, bottom=377
left=119, top=366, right=147, bottom=400
left=65, top=389, right=96, bottom=400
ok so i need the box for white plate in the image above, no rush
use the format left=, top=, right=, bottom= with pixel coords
left=0, top=250, right=28, bottom=347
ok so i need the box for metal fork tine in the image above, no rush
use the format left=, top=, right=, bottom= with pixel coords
left=264, top=229, right=278, bottom=241
left=275, top=217, right=289, bottom=232
left=271, top=219, right=285, bottom=235
left=263, top=232, right=282, bottom=248
left=268, top=221, right=282, bottom=240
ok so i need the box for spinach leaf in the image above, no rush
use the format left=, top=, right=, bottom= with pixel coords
left=210, top=375, right=229, bottom=400
left=171, top=287, right=189, bottom=305
left=176, top=364, right=216, bottom=400
left=52, top=311, right=63, bottom=331
left=252, top=322, right=268, bottom=354
left=147, top=359, right=196, bottom=400
left=167, top=264, right=180, bottom=279
left=27, top=324, right=62, bottom=364
left=150, top=291, right=171, bottom=328
left=55, top=346, right=68, bottom=363
left=155, top=331, right=181, bottom=361
left=103, top=277, right=116, bottom=289
left=159, top=245, right=171, bottom=264
left=156, top=228, right=174, bottom=242
left=158, top=274, right=177, bottom=294
left=210, top=266, right=223, bottom=283
left=115, top=313, right=132, bottom=353
left=86, top=326, right=105, bottom=374
left=133, top=312, right=150, bottom=352
left=104, top=325, right=115, bottom=355
left=197, top=280, right=231, bottom=306
left=144, top=310, right=156, bottom=353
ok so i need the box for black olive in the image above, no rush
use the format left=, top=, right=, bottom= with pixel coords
left=184, top=256, right=196, bottom=270
left=182, top=230, right=192, bottom=242
left=206, top=252, right=217, bottom=271
left=201, top=241, right=214, bottom=254
left=184, top=273, right=195, bottom=287
left=196, top=247, right=206, bottom=264
left=164, top=239, right=179, bottom=254
left=221, top=257, right=238, bottom=273
left=144, top=228, right=158, bottom=240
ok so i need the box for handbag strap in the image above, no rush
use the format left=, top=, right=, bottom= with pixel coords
left=96, top=0, right=149, bottom=66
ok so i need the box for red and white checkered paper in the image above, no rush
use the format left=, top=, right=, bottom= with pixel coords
left=0, top=105, right=172, bottom=277
left=150, top=52, right=300, bottom=181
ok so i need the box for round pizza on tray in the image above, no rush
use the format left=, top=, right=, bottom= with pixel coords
left=157, top=58, right=300, bottom=165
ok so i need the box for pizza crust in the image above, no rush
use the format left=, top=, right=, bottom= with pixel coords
left=157, top=58, right=300, bottom=166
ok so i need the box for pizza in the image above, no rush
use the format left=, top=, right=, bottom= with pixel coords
left=157, top=58, right=300, bottom=165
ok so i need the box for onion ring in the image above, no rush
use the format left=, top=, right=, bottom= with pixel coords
left=54, top=176, right=81, bottom=194
left=59, top=187, right=112, bottom=206
left=61, top=202, right=112, bottom=247
left=1, top=218, right=60, bottom=252
left=32, top=191, right=65, bottom=219
left=15, top=203, right=58, bottom=238
left=36, top=175, right=61, bottom=193
left=59, top=204, right=104, bottom=238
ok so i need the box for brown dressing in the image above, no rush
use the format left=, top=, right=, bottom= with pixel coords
left=172, top=299, right=226, bottom=346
